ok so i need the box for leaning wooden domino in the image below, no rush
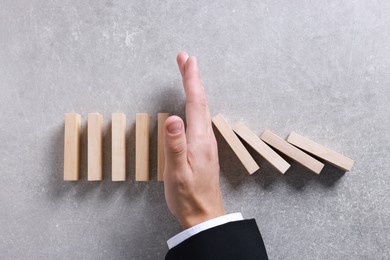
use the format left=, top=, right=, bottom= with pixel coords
left=157, top=113, right=169, bottom=182
left=233, top=122, right=290, bottom=174
left=88, top=113, right=103, bottom=181
left=136, top=113, right=150, bottom=181
left=260, top=130, right=324, bottom=174
left=112, top=113, right=126, bottom=181
left=286, top=132, right=354, bottom=171
left=64, top=113, right=81, bottom=181
left=212, top=114, right=259, bottom=174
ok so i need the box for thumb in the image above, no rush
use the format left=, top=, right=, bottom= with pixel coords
left=164, top=116, right=187, bottom=171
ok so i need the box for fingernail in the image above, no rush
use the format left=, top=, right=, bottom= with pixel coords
left=191, top=56, right=197, bottom=66
left=167, top=121, right=182, bottom=135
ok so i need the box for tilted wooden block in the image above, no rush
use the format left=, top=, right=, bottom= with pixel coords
left=64, top=113, right=81, bottom=181
left=260, top=130, right=324, bottom=174
left=212, top=114, right=259, bottom=174
left=287, top=132, right=354, bottom=171
left=136, top=113, right=150, bottom=181
left=157, top=113, right=169, bottom=182
left=112, top=113, right=126, bottom=181
left=233, top=122, right=290, bottom=174
left=88, top=113, right=103, bottom=181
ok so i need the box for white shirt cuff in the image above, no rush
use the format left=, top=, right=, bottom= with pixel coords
left=167, top=212, right=244, bottom=249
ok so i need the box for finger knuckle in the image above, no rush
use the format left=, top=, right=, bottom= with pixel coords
left=187, top=141, right=218, bottom=163
left=187, top=95, right=207, bottom=108
left=169, top=141, right=186, bottom=156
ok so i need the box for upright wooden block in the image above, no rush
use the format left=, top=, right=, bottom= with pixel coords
left=233, top=122, right=290, bottom=174
left=212, top=114, right=259, bottom=174
left=157, top=113, right=169, bottom=182
left=88, top=113, right=103, bottom=181
left=64, top=113, right=81, bottom=181
left=136, top=113, right=150, bottom=181
left=287, top=132, right=354, bottom=171
left=260, top=130, right=324, bottom=174
left=112, top=113, right=126, bottom=181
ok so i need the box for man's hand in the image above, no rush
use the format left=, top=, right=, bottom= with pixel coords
left=163, top=52, right=225, bottom=229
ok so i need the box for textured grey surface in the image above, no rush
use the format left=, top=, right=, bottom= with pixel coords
left=0, top=0, right=389, bottom=259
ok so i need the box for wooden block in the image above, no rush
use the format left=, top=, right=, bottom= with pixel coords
left=88, top=113, right=103, bottom=181
left=233, top=122, right=290, bottom=174
left=260, top=130, right=324, bottom=174
left=212, top=114, right=259, bottom=174
left=287, top=132, right=354, bottom=171
left=136, top=113, right=150, bottom=181
left=112, top=113, right=126, bottom=181
left=157, top=113, right=169, bottom=182
left=64, top=113, right=81, bottom=181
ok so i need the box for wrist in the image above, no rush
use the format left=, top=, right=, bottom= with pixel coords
left=180, top=209, right=225, bottom=229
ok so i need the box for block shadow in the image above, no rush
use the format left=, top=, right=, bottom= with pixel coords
left=149, top=118, right=158, bottom=181
left=45, top=119, right=100, bottom=201
left=277, top=152, right=346, bottom=191
left=214, top=127, right=346, bottom=192
left=46, top=118, right=143, bottom=203
left=45, top=121, right=70, bottom=199
left=214, top=125, right=260, bottom=190
left=46, top=84, right=185, bottom=203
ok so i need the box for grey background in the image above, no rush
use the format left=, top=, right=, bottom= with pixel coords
left=0, top=0, right=389, bottom=259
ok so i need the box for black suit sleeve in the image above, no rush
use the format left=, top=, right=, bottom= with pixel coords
left=165, top=219, right=268, bottom=260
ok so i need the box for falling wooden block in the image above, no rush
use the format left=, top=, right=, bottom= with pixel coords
left=88, top=113, right=103, bottom=181
left=112, top=113, right=126, bottom=181
left=233, top=122, right=290, bottom=174
left=287, top=131, right=354, bottom=171
left=64, top=113, right=81, bottom=181
left=260, top=130, right=324, bottom=174
left=157, top=113, right=169, bottom=182
left=136, top=113, right=150, bottom=181
left=212, top=114, right=259, bottom=174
